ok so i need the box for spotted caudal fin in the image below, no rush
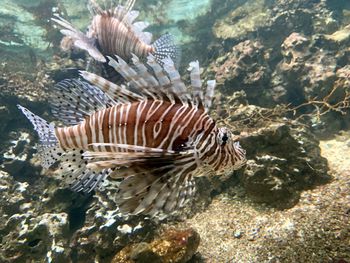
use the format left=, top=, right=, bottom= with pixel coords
left=18, top=105, right=110, bottom=193
left=17, top=105, right=62, bottom=168
left=152, top=33, right=181, bottom=67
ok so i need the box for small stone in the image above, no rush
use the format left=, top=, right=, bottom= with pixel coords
left=346, top=140, right=350, bottom=148
left=233, top=230, right=243, bottom=238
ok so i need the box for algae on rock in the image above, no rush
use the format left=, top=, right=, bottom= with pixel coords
left=213, top=0, right=273, bottom=40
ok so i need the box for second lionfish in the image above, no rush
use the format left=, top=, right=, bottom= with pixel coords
left=53, top=0, right=180, bottom=76
left=18, top=55, right=246, bottom=217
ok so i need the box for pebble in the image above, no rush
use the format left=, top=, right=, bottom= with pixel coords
left=233, top=230, right=243, bottom=238
left=346, top=140, right=350, bottom=147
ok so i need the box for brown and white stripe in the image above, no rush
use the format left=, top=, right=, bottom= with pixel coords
left=90, top=9, right=154, bottom=60
left=19, top=53, right=246, bottom=217
left=56, top=54, right=246, bottom=174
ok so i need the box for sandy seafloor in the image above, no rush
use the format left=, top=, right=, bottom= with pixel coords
left=175, top=133, right=350, bottom=262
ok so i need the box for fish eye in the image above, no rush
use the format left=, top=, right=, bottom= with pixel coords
left=221, top=133, right=228, bottom=145
left=218, top=128, right=230, bottom=146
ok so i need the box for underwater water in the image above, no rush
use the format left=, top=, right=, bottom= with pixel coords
left=0, top=0, right=350, bottom=262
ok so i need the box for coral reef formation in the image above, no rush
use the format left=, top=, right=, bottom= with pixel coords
left=238, top=112, right=330, bottom=207
left=212, top=40, right=271, bottom=105
left=213, top=0, right=273, bottom=40
left=112, top=228, right=200, bottom=263
left=0, top=0, right=349, bottom=262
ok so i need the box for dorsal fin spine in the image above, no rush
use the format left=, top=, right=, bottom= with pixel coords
left=162, top=57, right=191, bottom=104
left=79, top=70, right=142, bottom=103
left=189, top=61, right=204, bottom=108
left=205, top=80, right=216, bottom=111
left=88, top=0, right=104, bottom=15
left=147, top=54, right=171, bottom=88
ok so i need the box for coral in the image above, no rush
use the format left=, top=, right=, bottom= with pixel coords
left=68, top=181, right=159, bottom=262
left=213, top=0, right=272, bottom=40
left=0, top=170, right=71, bottom=262
left=212, top=40, right=271, bottom=105
left=112, top=228, right=200, bottom=263
left=222, top=103, right=330, bottom=207
left=0, top=0, right=349, bottom=262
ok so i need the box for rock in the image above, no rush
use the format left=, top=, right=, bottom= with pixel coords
left=269, top=31, right=350, bottom=135
left=0, top=0, right=49, bottom=50
left=233, top=230, right=243, bottom=238
left=213, top=0, right=273, bottom=40
left=205, top=0, right=350, bottom=119
left=227, top=105, right=331, bottom=208
left=212, top=40, right=272, bottom=105
left=279, top=32, right=337, bottom=101
left=65, top=178, right=164, bottom=262
left=324, top=24, right=350, bottom=44
left=0, top=170, right=72, bottom=263
left=112, top=228, right=200, bottom=263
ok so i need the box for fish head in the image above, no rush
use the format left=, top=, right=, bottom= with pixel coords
left=215, top=127, right=246, bottom=175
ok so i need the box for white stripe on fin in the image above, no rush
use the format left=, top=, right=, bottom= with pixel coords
left=113, top=0, right=136, bottom=22
left=108, top=56, right=160, bottom=100
left=87, top=0, right=104, bottom=15
left=108, top=55, right=148, bottom=89
left=116, top=161, right=196, bottom=217
left=131, top=54, right=159, bottom=87
left=132, top=21, right=152, bottom=44
left=52, top=15, right=106, bottom=62
left=162, top=57, right=190, bottom=102
left=138, top=32, right=152, bottom=45
left=127, top=10, right=140, bottom=24
left=132, top=21, right=150, bottom=33
left=79, top=70, right=143, bottom=103
left=205, top=80, right=216, bottom=111
left=50, top=79, right=115, bottom=125
left=147, top=54, right=171, bottom=87
left=188, top=61, right=203, bottom=107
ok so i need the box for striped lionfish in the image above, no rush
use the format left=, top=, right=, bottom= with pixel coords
left=18, top=54, right=246, bottom=217
left=52, top=0, right=180, bottom=70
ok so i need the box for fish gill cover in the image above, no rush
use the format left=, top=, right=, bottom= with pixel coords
left=0, top=0, right=349, bottom=262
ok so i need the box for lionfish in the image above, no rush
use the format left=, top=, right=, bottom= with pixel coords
left=18, top=55, right=246, bottom=217
left=52, top=0, right=180, bottom=71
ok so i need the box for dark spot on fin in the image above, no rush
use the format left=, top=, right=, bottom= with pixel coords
left=57, top=149, right=110, bottom=193
left=50, top=79, right=115, bottom=125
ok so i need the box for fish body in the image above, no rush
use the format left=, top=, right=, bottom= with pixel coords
left=18, top=55, right=246, bottom=217
left=53, top=0, right=180, bottom=69
left=55, top=100, right=208, bottom=152
left=88, top=10, right=154, bottom=60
